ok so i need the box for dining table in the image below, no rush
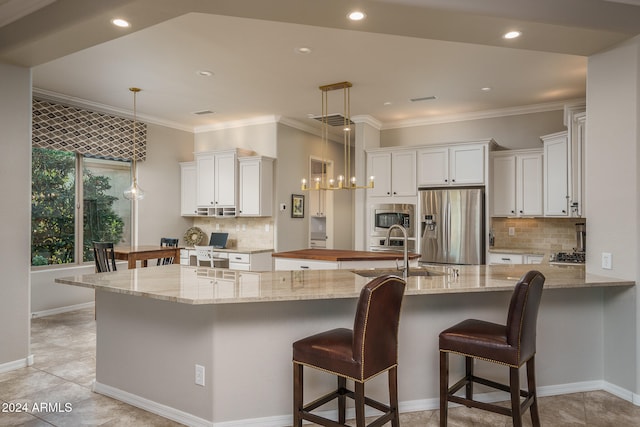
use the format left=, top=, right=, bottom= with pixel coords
left=114, top=245, right=182, bottom=269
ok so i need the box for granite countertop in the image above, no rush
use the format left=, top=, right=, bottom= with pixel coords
left=55, top=264, right=634, bottom=305
left=183, top=247, right=273, bottom=254
left=271, top=248, right=422, bottom=261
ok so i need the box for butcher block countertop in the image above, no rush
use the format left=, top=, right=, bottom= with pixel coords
left=271, top=248, right=421, bottom=261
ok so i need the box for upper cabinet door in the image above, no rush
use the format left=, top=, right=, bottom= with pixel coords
left=368, top=151, right=392, bottom=197
left=449, top=145, right=485, bottom=185
left=492, top=155, right=517, bottom=216
left=543, top=131, right=569, bottom=216
left=517, top=153, right=543, bottom=216
left=214, top=152, right=237, bottom=207
left=417, top=148, right=448, bottom=186
left=180, top=162, right=197, bottom=216
left=391, top=150, right=417, bottom=197
left=196, top=152, right=216, bottom=207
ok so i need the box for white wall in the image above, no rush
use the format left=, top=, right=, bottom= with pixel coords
left=380, top=110, right=565, bottom=150
left=137, top=123, right=194, bottom=246
left=0, top=63, right=31, bottom=370
left=194, top=122, right=277, bottom=157
left=275, top=124, right=354, bottom=252
left=586, top=35, right=640, bottom=396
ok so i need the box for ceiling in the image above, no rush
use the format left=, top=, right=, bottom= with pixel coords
left=1, top=0, right=640, bottom=132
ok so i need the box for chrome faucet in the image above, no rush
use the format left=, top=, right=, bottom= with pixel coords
left=386, top=224, right=409, bottom=278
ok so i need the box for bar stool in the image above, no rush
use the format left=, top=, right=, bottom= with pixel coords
left=292, top=275, right=406, bottom=427
left=439, top=270, right=545, bottom=427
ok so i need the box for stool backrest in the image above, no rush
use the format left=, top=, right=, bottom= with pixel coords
left=352, top=275, right=406, bottom=380
left=506, top=270, right=545, bottom=364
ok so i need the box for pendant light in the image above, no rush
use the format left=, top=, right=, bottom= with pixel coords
left=123, top=87, right=145, bottom=200
left=300, top=81, right=374, bottom=191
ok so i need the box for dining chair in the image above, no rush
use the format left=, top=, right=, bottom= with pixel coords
left=194, top=245, right=215, bottom=267
left=93, top=242, right=116, bottom=273
left=157, top=237, right=179, bottom=266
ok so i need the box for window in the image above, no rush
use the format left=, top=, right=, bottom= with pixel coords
left=31, top=148, right=132, bottom=267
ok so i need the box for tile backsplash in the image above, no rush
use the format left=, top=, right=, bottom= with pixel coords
left=192, top=217, right=274, bottom=249
left=491, top=217, right=585, bottom=253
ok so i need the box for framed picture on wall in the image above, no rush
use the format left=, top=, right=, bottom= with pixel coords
left=291, top=194, right=304, bottom=218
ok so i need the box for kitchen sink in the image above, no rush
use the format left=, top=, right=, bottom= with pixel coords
left=352, top=268, right=444, bottom=278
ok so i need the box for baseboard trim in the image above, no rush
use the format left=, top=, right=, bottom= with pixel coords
left=92, top=379, right=640, bottom=427
left=0, top=355, right=34, bottom=374
left=31, top=301, right=95, bottom=319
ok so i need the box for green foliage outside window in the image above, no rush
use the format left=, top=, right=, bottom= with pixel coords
left=31, top=148, right=126, bottom=266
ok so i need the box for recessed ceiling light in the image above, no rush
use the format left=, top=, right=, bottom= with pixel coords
left=111, top=18, right=130, bottom=28
left=196, top=70, right=213, bottom=77
left=503, top=31, right=521, bottom=39
left=348, top=11, right=366, bottom=21
left=383, top=101, right=393, bottom=106
left=295, top=47, right=312, bottom=55
left=481, top=87, right=492, bottom=92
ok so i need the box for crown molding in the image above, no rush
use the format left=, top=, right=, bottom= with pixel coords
left=381, top=98, right=586, bottom=130
left=193, top=115, right=280, bottom=133
left=352, top=114, right=382, bottom=130
left=32, top=88, right=193, bottom=132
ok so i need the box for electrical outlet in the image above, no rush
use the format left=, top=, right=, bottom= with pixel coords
left=508, top=227, right=515, bottom=236
left=242, top=224, right=246, bottom=231
left=602, top=252, right=612, bottom=270
left=215, top=223, right=220, bottom=231
left=280, top=203, right=287, bottom=212
left=195, top=364, right=205, bottom=386
left=236, top=224, right=240, bottom=232
left=265, top=223, right=270, bottom=232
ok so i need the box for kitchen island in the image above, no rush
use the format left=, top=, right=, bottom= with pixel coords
left=56, top=265, right=634, bottom=426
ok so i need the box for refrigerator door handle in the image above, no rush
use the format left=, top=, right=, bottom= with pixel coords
left=444, top=192, right=449, bottom=261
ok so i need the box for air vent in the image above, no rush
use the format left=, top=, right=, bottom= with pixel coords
left=410, top=96, right=437, bottom=102
left=193, top=110, right=215, bottom=115
left=311, top=113, right=354, bottom=126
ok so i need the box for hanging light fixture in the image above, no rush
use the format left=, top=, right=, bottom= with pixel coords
left=301, top=81, right=374, bottom=191
left=123, top=87, right=145, bottom=200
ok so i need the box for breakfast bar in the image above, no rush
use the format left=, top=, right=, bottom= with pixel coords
left=56, top=265, right=634, bottom=426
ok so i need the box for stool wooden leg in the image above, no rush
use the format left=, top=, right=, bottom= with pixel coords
left=389, top=366, right=399, bottom=427
left=338, top=376, right=346, bottom=424
left=527, top=356, right=541, bottom=427
left=509, top=366, right=522, bottom=427
left=355, top=381, right=365, bottom=427
left=439, top=351, right=448, bottom=427
left=465, top=356, right=474, bottom=400
left=293, top=363, right=303, bottom=427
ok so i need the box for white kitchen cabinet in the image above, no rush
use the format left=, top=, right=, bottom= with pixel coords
left=488, top=252, right=543, bottom=265
left=238, top=156, right=274, bottom=217
left=487, top=253, right=523, bottom=265
left=492, top=149, right=543, bottom=217
left=418, top=144, right=485, bottom=187
left=543, top=131, right=569, bottom=216
left=181, top=248, right=272, bottom=271
left=194, top=149, right=252, bottom=217
left=180, top=161, right=197, bottom=216
left=367, top=149, right=416, bottom=198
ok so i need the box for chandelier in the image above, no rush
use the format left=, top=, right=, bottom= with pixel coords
left=123, top=87, right=145, bottom=200
left=301, top=81, right=374, bottom=191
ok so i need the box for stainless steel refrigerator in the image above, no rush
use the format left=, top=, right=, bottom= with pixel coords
left=419, top=188, right=484, bottom=265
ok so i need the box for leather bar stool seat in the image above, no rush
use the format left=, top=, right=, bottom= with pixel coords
left=439, top=270, right=545, bottom=427
left=293, top=275, right=406, bottom=427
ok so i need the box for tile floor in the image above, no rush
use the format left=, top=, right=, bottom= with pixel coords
left=1, top=308, right=639, bottom=426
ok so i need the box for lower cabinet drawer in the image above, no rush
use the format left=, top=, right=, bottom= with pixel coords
left=228, top=253, right=250, bottom=264
left=488, top=253, right=523, bottom=265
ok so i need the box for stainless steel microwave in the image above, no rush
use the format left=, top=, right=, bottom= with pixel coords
left=371, top=204, right=415, bottom=237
